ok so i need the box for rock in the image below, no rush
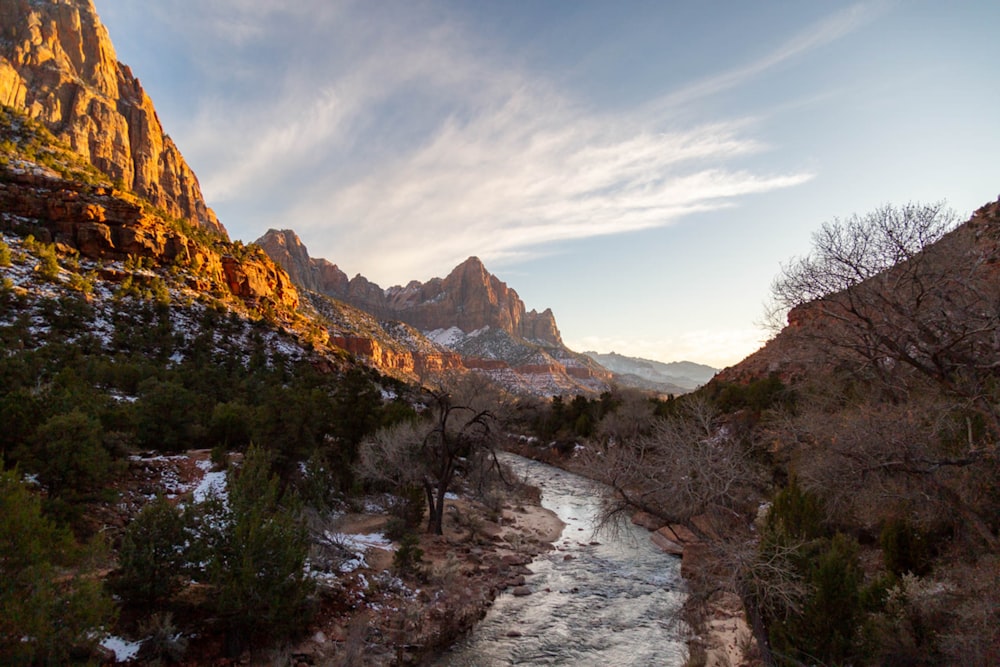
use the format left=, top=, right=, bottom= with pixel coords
left=0, top=0, right=226, bottom=236
left=506, top=630, right=523, bottom=638
left=631, top=510, right=666, bottom=531
left=511, top=586, right=532, bottom=597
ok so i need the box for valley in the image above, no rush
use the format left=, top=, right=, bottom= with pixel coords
left=2, top=1, right=999, bottom=666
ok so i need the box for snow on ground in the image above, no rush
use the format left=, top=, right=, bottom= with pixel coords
left=192, top=459, right=227, bottom=503
left=425, top=326, right=466, bottom=347
left=100, top=635, right=142, bottom=662
left=328, top=531, right=395, bottom=574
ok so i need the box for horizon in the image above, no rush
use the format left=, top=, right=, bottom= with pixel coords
left=96, top=1, right=1000, bottom=368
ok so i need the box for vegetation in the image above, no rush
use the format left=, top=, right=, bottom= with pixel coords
left=357, top=373, right=507, bottom=534
left=527, top=202, right=1000, bottom=665
left=0, top=470, right=115, bottom=664
left=3, top=152, right=999, bottom=666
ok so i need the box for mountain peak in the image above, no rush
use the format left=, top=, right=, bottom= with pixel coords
left=0, top=0, right=226, bottom=236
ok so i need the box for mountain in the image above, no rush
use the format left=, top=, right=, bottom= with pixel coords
left=257, top=229, right=562, bottom=345
left=0, top=0, right=225, bottom=236
left=257, top=228, right=611, bottom=395
left=583, top=351, right=718, bottom=394
left=714, top=199, right=1000, bottom=387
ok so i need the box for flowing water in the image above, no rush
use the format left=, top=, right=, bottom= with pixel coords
left=434, top=453, right=688, bottom=666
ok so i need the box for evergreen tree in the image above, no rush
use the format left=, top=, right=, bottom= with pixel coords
left=0, top=470, right=114, bottom=664
left=205, top=445, right=314, bottom=655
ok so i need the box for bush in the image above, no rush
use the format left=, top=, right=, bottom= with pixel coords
left=25, top=409, right=113, bottom=503
left=116, top=496, right=190, bottom=607
left=0, top=470, right=115, bottom=664
left=881, top=517, right=932, bottom=577
left=392, top=533, right=424, bottom=577
left=205, top=445, right=314, bottom=655
left=0, top=238, right=10, bottom=267
left=35, top=241, right=60, bottom=282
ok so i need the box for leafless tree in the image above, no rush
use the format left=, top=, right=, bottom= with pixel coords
left=769, top=202, right=1000, bottom=445
left=357, top=373, right=508, bottom=535
left=594, top=387, right=656, bottom=445
left=583, top=396, right=799, bottom=662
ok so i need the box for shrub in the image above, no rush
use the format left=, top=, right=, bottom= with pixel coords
left=0, top=238, right=10, bottom=267
left=392, top=533, right=424, bottom=577
left=881, top=517, right=932, bottom=577
left=25, top=409, right=112, bottom=502
left=0, top=470, right=115, bottom=664
left=36, top=242, right=60, bottom=282
left=205, top=445, right=314, bottom=655
left=116, top=496, right=190, bottom=607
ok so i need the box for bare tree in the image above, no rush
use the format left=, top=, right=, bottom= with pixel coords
left=357, top=374, right=506, bottom=535
left=769, top=202, right=1000, bottom=443
left=583, top=397, right=799, bottom=662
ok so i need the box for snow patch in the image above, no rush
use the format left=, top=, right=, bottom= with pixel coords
left=100, top=635, right=142, bottom=662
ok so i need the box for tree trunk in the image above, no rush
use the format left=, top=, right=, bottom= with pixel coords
left=424, top=481, right=442, bottom=535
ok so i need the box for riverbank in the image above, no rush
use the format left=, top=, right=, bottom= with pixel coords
left=285, top=483, right=565, bottom=666
left=504, top=439, right=758, bottom=667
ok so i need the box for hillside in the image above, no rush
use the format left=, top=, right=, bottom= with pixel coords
left=258, top=228, right=612, bottom=396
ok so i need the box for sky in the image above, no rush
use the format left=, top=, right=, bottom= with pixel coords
left=95, top=1, right=1000, bottom=368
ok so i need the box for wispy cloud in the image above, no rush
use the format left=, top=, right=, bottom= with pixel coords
left=155, top=1, right=887, bottom=284
left=648, top=1, right=888, bottom=112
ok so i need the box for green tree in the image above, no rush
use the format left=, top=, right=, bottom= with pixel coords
left=205, top=445, right=314, bottom=655
left=26, top=409, right=112, bottom=502
left=0, top=470, right=114, bottom=664
left=115, top=496, right=190, bottom=608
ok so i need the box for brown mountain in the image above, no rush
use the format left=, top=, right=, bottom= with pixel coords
left=0, top=0, right=225, bottom=236
left=715, top=198, right=1000, bottom=386
left=257, top=229, right=610, bottom=394
left=257, top=229, right=563, bottom=346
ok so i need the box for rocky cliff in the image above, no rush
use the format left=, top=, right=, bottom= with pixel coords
left=257, top=229, right=562, bottom=345
left=0, top=167, right=297, bottom=314
left=0, top=0, right=225, bottom=236
left=257, top=228, right=611, bottom=395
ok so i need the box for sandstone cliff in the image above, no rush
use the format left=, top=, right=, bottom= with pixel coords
left=0, top=0, right=225, bottom=236
left=0, top=168, right=297, bottom=314
left=257, top=229, right=563, bottom=345
left=257, top=228, right=611, bottom=395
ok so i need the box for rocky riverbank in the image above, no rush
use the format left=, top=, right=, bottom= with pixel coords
left=281, top=486, right=565, bottom=666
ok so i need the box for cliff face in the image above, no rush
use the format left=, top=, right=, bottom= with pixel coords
left=0, top=0, right=225, bottom=236
left=0, top=169, right=297, bottom=313
left=384, top=257, right=564, bottom=347
left=258, top=229, right=609, bottom=395
left=257, top=229, right=562, bottom=345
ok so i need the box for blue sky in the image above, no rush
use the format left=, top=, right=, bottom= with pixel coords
left=95, top=1, right=1000, bottom=368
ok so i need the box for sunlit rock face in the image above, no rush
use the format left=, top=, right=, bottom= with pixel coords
left=258, top=230, right=563, bottom=346
left=258, top=229, right=611, bottom=394
left=0, top=0, right=226, bottom=237
left=0, top=171, right=298, bottom=312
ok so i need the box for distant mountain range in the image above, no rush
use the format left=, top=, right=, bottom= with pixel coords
left=583, top=351, right=718, bottom=394
left=0, top=0, right=714, bottom=399
left=257, top=229, right=611, bottom=396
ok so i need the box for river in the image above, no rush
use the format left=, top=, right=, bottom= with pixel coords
left=434, top=453, right=688, bottom=666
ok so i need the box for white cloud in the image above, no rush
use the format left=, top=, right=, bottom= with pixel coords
left=648, top=1, right=888, bottom=112
left=153, top=1, right=885, bottom=285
